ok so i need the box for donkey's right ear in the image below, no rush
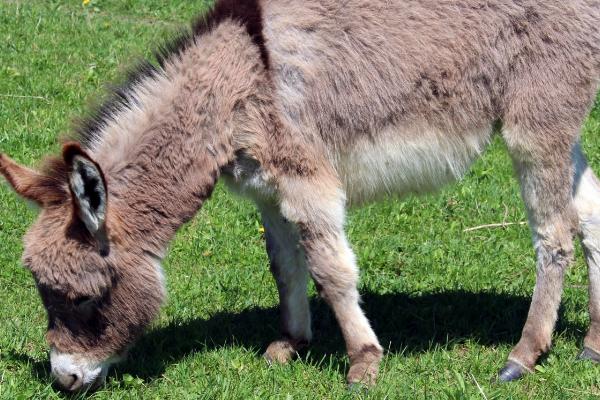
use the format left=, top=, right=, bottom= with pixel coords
left=63, top=143, right=108, bottom=237
left=0, top=153, right=56, bottom=205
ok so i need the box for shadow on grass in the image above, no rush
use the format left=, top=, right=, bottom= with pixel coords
left=113, top=289, right=586, bottom=381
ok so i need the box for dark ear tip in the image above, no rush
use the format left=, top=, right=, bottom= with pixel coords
left=62, top=142, right=87, bottom=166
left=0, top=154, right=8, bottom=176
left=0, top=153, right=16, bottom=176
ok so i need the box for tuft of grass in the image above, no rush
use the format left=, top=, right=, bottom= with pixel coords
left=1, top=1, right=600, bottom=398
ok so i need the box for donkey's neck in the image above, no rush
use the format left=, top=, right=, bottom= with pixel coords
left=87, top=21, right=269, bottom=253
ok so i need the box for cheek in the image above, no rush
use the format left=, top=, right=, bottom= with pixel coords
left=44, top=303, right=140, bottom=358
left=45, top=327, right=77, bottom=355
left=42, top=279, right=163, bottom=358
left=44, top=311, right=105, bottom=354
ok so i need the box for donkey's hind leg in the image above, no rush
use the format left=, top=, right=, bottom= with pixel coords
left=498, top=126, right=579, bottom=381
left=260, top=204, right=312, bottom=364
left=572, top=144, right=600, bottom=362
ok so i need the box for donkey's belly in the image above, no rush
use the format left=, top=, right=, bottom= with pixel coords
left=335, top=124, right=492, bottom=206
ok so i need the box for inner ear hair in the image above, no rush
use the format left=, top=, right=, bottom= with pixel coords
left=70, top=155, right=106, bottom=220
left=63, top=142, right=108, bottom=243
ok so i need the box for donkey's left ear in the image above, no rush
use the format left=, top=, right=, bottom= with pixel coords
left=63, top=143, right=107, bottom=236
left=0, top=153, right=56, bottom=205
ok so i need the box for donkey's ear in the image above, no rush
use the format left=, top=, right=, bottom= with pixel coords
left=63, top=143, right=107, bottom=235
left=0, top=153, right=54, bottom=205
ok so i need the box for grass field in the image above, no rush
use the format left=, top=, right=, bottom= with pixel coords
left=1, top=1, right=600, bottom=399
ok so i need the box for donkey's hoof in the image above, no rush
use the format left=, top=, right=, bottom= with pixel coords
left=347, top=382, right=369, bottom=395
left=263, top=340, right=297, bottom=365
left=497, top=360, right=528, bottom=382
left=346, top=358, right=380, bottom=387
left=577, top=347, right=600, bottom=363
left=347, top=345, right=382, bottom=387
left=347, top=365, right=378, bottom=387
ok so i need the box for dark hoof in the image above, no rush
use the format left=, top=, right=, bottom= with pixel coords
left=578, top=347, right=600, bottom=363
left=497, top=360, right=528, bottom=382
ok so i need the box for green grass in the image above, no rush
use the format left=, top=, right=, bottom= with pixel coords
left=1, top=1, right=600, bottom=398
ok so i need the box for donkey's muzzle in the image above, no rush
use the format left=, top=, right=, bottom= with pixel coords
left=50, top=348, right=108, bottom=392
left=53, top=369, right=84, bottom=391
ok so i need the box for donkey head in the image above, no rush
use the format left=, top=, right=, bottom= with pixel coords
left=0, top=143, right=164, bottom=391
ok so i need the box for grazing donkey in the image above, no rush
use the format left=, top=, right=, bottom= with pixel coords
left=1, top=0, right=600, bottom=392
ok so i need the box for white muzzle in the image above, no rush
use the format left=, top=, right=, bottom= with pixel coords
left=50, top=348, right=109, bottom=391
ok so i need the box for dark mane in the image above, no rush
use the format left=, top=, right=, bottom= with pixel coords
left=72, top=0, right=267, bottom=151
left=158, top=0, right=268, bottom=68
left=73, top=60, right=160, bottom=149
left=43, top=0, right=267, bottom=187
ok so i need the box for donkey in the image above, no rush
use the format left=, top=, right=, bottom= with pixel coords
left=1, top=0, right=600, bottom=392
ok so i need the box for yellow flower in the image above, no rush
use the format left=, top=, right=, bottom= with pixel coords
left=82, top=0, right=90, bottom=5
left=258, top=226, right=265, bottom=234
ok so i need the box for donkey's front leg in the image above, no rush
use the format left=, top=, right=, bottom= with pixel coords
left=303, top=227, right=383, bottom=385
left=499, top=132, right=578, bottom=381
left=278, top=176, right=383, bottom=386
left=260, top=204, right=312, bottom=364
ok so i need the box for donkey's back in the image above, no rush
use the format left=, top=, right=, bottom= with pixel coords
left=262, top=0, right=600, bottom=203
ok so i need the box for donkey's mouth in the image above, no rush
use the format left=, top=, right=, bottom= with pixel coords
left=50, top=348, right=110, bottom=392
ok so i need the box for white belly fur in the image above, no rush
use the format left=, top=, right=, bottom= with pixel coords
left=334, top=124, right=492, bottom=206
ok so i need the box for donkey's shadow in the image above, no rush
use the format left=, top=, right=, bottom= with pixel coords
left=112, top=289, right=585, bottom=381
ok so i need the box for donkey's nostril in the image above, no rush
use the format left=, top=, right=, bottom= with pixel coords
left=68, top=373, right=83, bottom=391
left=66, top=374, right=83, bottom=391
left=53, top=370, right=83, bottom=391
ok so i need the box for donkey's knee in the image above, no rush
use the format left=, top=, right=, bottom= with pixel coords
left=305, top=234, right=360, bottom=302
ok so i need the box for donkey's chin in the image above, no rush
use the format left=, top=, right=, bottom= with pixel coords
left=50, top=348, right=113, bottom=392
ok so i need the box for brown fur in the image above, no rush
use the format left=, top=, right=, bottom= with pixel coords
left=0, top=154, right=67, bottom=206
left=1, top=0, right=600, bottom=390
